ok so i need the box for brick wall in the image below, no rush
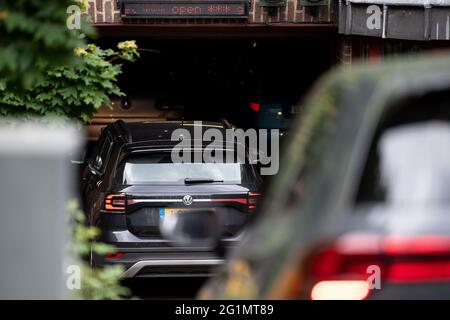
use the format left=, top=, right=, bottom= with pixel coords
left=88, top=0, right=121, bottom=23
left=88, top=0, right=334, bottom=24
left=249, top=0, right=333, bottom=24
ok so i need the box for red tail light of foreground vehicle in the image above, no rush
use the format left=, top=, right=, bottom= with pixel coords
left=104, top=193, right=126, bottom=212
left=307, top=233, right=450, bottom=300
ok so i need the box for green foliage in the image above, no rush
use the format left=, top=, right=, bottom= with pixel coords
left=0, top=0, right=94, bottom=89
left=0, top=41, right=140, bottom=123
left=68, top=200, right=135, bottom=300
left=1, top=2, right=139, bottom=299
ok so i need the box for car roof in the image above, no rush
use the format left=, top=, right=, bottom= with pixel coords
left=110, top=120, right=234, bottom=144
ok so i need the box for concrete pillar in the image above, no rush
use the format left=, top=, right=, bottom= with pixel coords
left=0, top=122, right=81, bottom=299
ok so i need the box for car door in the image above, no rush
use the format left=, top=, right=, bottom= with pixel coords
left=83, top=131, right=114, bottom=222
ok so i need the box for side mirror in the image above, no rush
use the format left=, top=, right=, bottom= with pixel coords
left=159, top=211, right=221, bottom=249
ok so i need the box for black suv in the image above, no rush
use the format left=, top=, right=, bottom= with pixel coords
left=81, top=120, right=262, bottom=278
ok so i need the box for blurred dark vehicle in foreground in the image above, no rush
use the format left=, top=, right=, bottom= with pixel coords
left=81, top=120, right=262, bottom=278
left=191, top=53, right=450, bottom=299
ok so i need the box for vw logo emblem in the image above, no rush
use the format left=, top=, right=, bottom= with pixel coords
left=182, top=195, right=193, bottom=206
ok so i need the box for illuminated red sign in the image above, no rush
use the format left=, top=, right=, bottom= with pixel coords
left=120, top=1, right=249, bottom=18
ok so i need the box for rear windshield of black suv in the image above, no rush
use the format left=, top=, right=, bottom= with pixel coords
left=115, top=152, right=256, bottom=185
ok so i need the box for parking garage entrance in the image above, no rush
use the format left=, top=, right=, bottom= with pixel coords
left=91, top=26, right=335, bottom=142
left=83, top=24, right=336, bottom=297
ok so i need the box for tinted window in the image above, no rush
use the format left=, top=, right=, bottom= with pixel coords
left=115, top=152, right=255, bottom=185
left=356, top=122, right=450, bottom=205
left=93, top=136, right=112, bottom=172
left=355, top=91, right=450, bottom=204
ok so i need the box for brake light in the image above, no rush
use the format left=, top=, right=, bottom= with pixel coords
left=248, top=192, right=261, bottom=210
left=211, top=198, right=248, bottom=205
left=250, top=102, right=261, bottom=112
left=306, top=233, right=450, bottom=300
left=384, top=235, right=450, bottom=282
left=105, top=252, right=124, bottom=260
left=388, top=261, right=450, bottom=282
left=104, top=193, right=126, bottom=212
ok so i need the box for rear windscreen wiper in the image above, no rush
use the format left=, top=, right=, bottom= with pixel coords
left=184, top=178, right=224, bottom=184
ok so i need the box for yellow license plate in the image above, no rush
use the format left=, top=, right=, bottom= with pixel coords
left=162, top=208, right=215, bottom=217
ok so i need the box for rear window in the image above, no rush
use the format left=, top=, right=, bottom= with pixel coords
left=115, top=152, right=255, bottom=185
left=356, top=122, right=450, bottom=205
left=355, top=91, right=450, bottom=205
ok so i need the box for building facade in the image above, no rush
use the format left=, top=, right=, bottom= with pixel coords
left=84, top=1, right=450, bottom=141
left=337, top=0, right=450, bottom=62
left=85, top=0, right=339, bottom=141
left=87, top=0, right=334, bottom=24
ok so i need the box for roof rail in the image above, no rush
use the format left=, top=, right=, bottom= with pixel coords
left=115, top=119, right=133, bottom=143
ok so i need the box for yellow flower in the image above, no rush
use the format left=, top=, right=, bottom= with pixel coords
left=86, top=44, right=97, bottom=51
left=74, top=47, right=87, bottom=56
left=118, top=41, right=138, bottom=50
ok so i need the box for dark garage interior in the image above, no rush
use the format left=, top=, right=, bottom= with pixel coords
left=97, top=37, right=334, bottom=131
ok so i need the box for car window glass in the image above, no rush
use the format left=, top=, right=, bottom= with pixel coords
left=355, top=91, right=450, bottom=205
left=93, top=136, right=112, bottom=172
left=379, top=123, right=450, bottom=205
left=115, top=152, right=255, bottom=185
left=356, top=122, right=450, bottom=205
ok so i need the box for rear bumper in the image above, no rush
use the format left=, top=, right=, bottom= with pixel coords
left=96, top=226, right=240, bottom=278
left=121, top=258, right=224, bottom=278
left=95, top=229, right=233, bottom=278
left=99, top=250, right=225, bottom=278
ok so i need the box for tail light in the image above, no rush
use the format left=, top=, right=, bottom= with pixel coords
left=103, top=193, right=126, bottom=212
left=105, top=252, right=124, bottom=260
left=305, top=233, right=450, bottom=300
left=248, top=192, right=262, bottom=210
left=249, top=102, right=261, bottom=112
